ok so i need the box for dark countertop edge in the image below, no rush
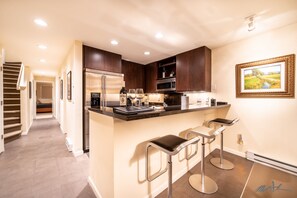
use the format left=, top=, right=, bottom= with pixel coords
left=88, top=104, right=231, bottom=121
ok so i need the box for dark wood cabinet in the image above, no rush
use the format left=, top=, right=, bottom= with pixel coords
left=145, top=62, right=157, bottom=93
left=176, top=46, right=211, bottom=92
left=83, top=45, right=122, bottom=73
left=121, top=60, right=145, bottom=90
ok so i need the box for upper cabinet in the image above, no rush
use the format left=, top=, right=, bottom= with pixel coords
left=145, top=62, right=157, bottom=93
left=83, top=45, right=122, bottom=73
left=176, top=46, right=211, bottom=92
left=121, top=60, right=145, bottom=90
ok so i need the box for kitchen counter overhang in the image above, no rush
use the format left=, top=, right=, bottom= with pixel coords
left=89, top=104, right=231, bottom=121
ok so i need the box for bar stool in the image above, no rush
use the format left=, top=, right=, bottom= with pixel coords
left=145, top=134, right=199, bottom=198
left=208, top=118, right=239, bottom=170
left=186, top=126, right=225, bottom=194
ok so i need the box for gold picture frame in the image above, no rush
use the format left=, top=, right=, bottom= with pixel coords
left=236, top=54, right=295, bottom=98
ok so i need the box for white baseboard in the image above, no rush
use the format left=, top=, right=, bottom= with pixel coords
left=72, top=149, right=84, bottom=157
left=21, top=120, right=33, bottom=136
left=88, top=176, right=102, bottom=198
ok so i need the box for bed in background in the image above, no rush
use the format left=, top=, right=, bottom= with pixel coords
left=36, top=99, right=52, bottom=113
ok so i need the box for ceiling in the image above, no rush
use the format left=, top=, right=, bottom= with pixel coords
left=1, top=0, right=297, bottom=76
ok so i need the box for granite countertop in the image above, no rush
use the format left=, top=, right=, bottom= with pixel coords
left=89, top=104, right=231, bottom=121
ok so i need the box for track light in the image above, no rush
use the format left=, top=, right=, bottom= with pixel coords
left=247, top=16, right=255, bottom=32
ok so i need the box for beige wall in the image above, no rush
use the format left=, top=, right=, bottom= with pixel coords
left=21, top=66, right=34, bottom=135
left=212, top=22, right=297, bottom=165
left=0, top=47, right=4, bottom=153
left=58, top=40, right=83, bottom=156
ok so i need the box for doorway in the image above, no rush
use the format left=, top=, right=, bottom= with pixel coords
left=35, top=82, right=53, bottom=119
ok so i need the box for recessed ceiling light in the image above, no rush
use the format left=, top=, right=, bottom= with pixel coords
left=34, top=18, right=47, bottom=27
left=111, top=40, right=119, bottom=45
left=40, top=59, right=46, bottom=63
left=144, top=51, right=150, bottom=56
left=38, top=44, right=47, bottom=49
left=155, top=32, right=164, bottom=39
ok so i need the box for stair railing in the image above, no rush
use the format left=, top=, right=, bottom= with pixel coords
left=16, top=63, right=26, bottom=90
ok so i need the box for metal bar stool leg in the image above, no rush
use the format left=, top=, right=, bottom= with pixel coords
left=168, top=155, right=172, bottom=198
left=189, top=137, right=218, bottom=194
left=210, top=132, right=234, bottom=170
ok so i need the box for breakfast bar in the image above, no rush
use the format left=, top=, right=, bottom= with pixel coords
left=88, top=104, right=230, bottom=198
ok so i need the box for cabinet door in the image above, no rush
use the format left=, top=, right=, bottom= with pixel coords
left=145, top=63, right=157, bottom=93
left=176, top=51, right=191, bottom=91
left=122, top=60, right=145, bottom=90
left=176, top=46, right=211, bottom=92
left=83, top=45, right=122, bottom=73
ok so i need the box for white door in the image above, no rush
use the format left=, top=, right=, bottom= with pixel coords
left=0, top=49, right=4, bottom=153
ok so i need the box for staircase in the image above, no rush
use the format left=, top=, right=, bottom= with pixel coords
left=3, top=62, right=22, bottom=142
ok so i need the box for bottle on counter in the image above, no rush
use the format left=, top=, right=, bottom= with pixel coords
left=162, top=68, right=166, bottom=78
left=119, top=87, right=127, bottom=106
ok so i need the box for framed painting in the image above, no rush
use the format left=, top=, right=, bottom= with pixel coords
left=29, top=81, right=32, bottom=99
left=67, top=71, right=72, bottom=100
left=60, top=79, right=63, bottom=100
left=236, top=54, right=295, bottom=98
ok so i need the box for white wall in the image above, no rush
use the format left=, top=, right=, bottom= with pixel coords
left=0, top=47, right=4, bottom=153
left=21, top=66, right=34, bottom=135
left=212, top=22, right=297, bottom=166
left=58, top=40, right=83, bottom=156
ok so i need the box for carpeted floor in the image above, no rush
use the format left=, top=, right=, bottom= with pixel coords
left=0, top=118, right=95, bottom=198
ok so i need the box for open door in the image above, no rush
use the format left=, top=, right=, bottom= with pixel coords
left=0, top=48, right=4, bottom=154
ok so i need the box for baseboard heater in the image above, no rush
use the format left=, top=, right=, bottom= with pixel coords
left=246, top=151, right=297, bottom=175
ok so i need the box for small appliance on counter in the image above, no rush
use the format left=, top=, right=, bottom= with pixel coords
left=181, top=95, right=189, bottom=110
left=91, top=92, right=100, bottom=108
left=163, top=93, right=182, bottom=111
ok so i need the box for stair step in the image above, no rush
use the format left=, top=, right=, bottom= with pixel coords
left=4, top=130, right=22, bottom=138
left=4, top=98, right=20, bottom=100
left=5, top=62, right=22, bottom=64
left=4, top=110, right=20, bottom=113
left=4, top=123, right=22, bottom=129
left=3, top=77, right=18, bottom=81
left=3, top=82, right=16, bottom=85
left=4, top=87, right=17, bottom=89
left=4, top=104, right=20, bottom=107
left=4, top=117, right=20, bottom=121
left=3, top=69, right=19, bottom=73
left=4, top=93, right=20, bottom=95
left=3, top=65, right=21, bottom=70
left=4, top=73, right=19, bottom=76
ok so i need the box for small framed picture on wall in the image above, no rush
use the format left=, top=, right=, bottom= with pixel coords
left=67, top=71, right=72, bottom=100
left=29, top=81, right=32, bottom=99
left=60, top=79, right=63, bottom=100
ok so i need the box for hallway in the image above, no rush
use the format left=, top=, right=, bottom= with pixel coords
left=0, top=118, right=95, bottom=198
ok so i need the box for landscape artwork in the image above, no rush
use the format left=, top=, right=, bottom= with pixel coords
left=242, top=63, right=284, bottom=91
left=236, top=54, right=295, bottom=98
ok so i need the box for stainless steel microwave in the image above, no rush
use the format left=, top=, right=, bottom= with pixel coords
left=156, top=78, right=176, bottom=92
